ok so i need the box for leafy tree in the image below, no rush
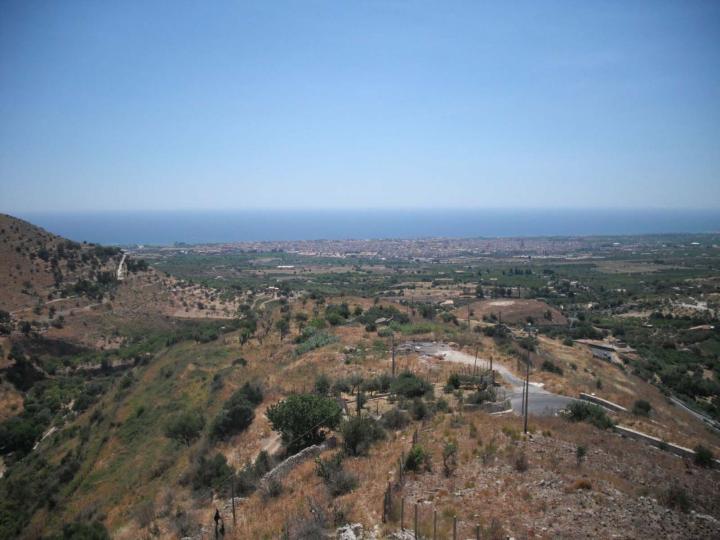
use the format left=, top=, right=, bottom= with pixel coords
left=165, top=410, right=205, bottom=446
left=266, top=394, right=342, bottom=454
left=340, top=416, right=385, bottom=456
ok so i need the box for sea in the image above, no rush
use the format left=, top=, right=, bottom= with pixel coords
left=15, top=209, right=720, bottom=246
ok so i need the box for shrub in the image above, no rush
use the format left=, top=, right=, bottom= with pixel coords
left=541, top=360, right=563, bottom=375
left=513, top=451, right=529, bottom=472
left=52, top=521, right=110, bottom=540
left=445, top=373, right=461, bottom=391
left=576, top=445, right=587, bottom=466
left=165, top=410, right=205, bottom=446
left=632, top=399, right=652, bottom=416
left=411, top=398, right=430, bottom=420
left=267, top=394, right=343, bottom=454
left=314, top=374, right=331, bottom=396
left=391, top=372, right=433, bottom=398
left=380, top=408, right=410, bottom=430
left=316, top=453, right=358, bottom=496
left=693, top=445, right=714, bottom=468
left=210, top=400, right=254, bottom=441
left=566, top=401, right=614, bottom=430
left=405, top=444, right=431, bottom=472
left=442, top=442, right=458, bottom=477
left=661, top=485, right=690, bottom=512
left=341, top=416, right=385, bottom=456
left=191, top=453, right=233, bottom=494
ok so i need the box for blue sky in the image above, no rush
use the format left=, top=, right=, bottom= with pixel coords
left=1, top=1, right=719, bottom=212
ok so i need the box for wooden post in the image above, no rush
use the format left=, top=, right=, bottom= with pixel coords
left=453, top=516, right=457, bottom=540
left=400, top=497, right=405, bottom=531
left=433, top=509, right=437, bottom=540
left=414, top=503, right=418, bottom=539
left=473, top=344, right=478, bottom=376
left=231, top=476, right=236, bottom=526
left=476, top=524, right=481, bottom=540
left=391, top=335, right=396, bottom=377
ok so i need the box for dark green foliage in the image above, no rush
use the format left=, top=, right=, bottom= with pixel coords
left=5, top=356, right=45, bottom=391
left=266, top=394, right=343, bottom=454
left=357, top=305, right=409, bottom=326
left=541, top=359, right=563, bottom=375
left=566, top=401, right=614, bottom=430
left=165, top=410, right=205, bottom=446
left=314, top=373, right=331, bottom=396
left=445, top=373, right=461, bottom=391
left=210, top=383, right=263, bottom=441
left=380, top=407, right=410, bottom=430
left=0, top=416, right=44, bottom=456
left=390, top=371, right=433, bottom=398
left=340, top=416, right=385, bottom=456
left=632, top=399, right=652, bottom=416
left=405, top=444, right=431, bottom=472
left=410, top=398, right=429, bottom=420
left=191, top=453, right=233, bottom=494
left=693, top=445, right=714, bottom=468
left=315, top=452, right=358, bottom=496
left=49, top=521, right=110, bottom=540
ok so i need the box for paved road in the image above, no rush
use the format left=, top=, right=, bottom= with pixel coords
left=408, top=341, right=576, bottom=416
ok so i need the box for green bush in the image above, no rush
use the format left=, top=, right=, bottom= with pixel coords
left=50, top=521, right=110, bottom=540
left=380, top=408, right=410, bottom=430
left=210, top=383, right=263, bottom=441
left=693, top=445, right=714, bottom=468
left=341, top=416, right=385, bottom=456
left=405, top=444, right=431, bottom=472
left=541, top=360, right=563, bottom=375
left=165, top=410, right=205, bottom=446
left=191, top=453, right=234, bottom=494
left=390, top=372, right=433, bottom=398
left=632, top=399, right=652, bottom=416
left=566, top=401, right=614, bottom=430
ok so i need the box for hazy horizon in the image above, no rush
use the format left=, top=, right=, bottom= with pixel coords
left=12, top=207, right=720, bottom=245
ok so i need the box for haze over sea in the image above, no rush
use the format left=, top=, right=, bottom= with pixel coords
left=17, top=209, right=720, bottom=246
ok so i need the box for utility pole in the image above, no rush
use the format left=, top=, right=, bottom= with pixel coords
left=391, top=335, right=396, bottom=377
left=524, top=347, right=530, bottom=434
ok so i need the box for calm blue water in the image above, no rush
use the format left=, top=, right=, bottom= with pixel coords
left=16, top=209, right=720, bottom=245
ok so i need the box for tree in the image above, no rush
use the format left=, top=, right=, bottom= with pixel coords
left=275, top=317, right=290, bottom=341
left=266, top=394, right=342, bottom=454
left=314, top=373, right=331, bottom=396
left=340, top=416, right=385, bottom=456
left=442, top=441, right=458, bottom=477
left=165, top=410, right=205, bottom=446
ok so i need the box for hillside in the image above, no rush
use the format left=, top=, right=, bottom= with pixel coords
left=0, top=217, right=719, bottom=539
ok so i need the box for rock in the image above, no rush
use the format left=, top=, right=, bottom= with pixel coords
left=336, top=522, right=364, bottom=539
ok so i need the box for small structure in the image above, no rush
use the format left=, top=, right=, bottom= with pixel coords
left=575, top=339, right=631, bottom=365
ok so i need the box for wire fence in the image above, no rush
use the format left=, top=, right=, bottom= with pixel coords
left=381, top=425, right=501, bottom=540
